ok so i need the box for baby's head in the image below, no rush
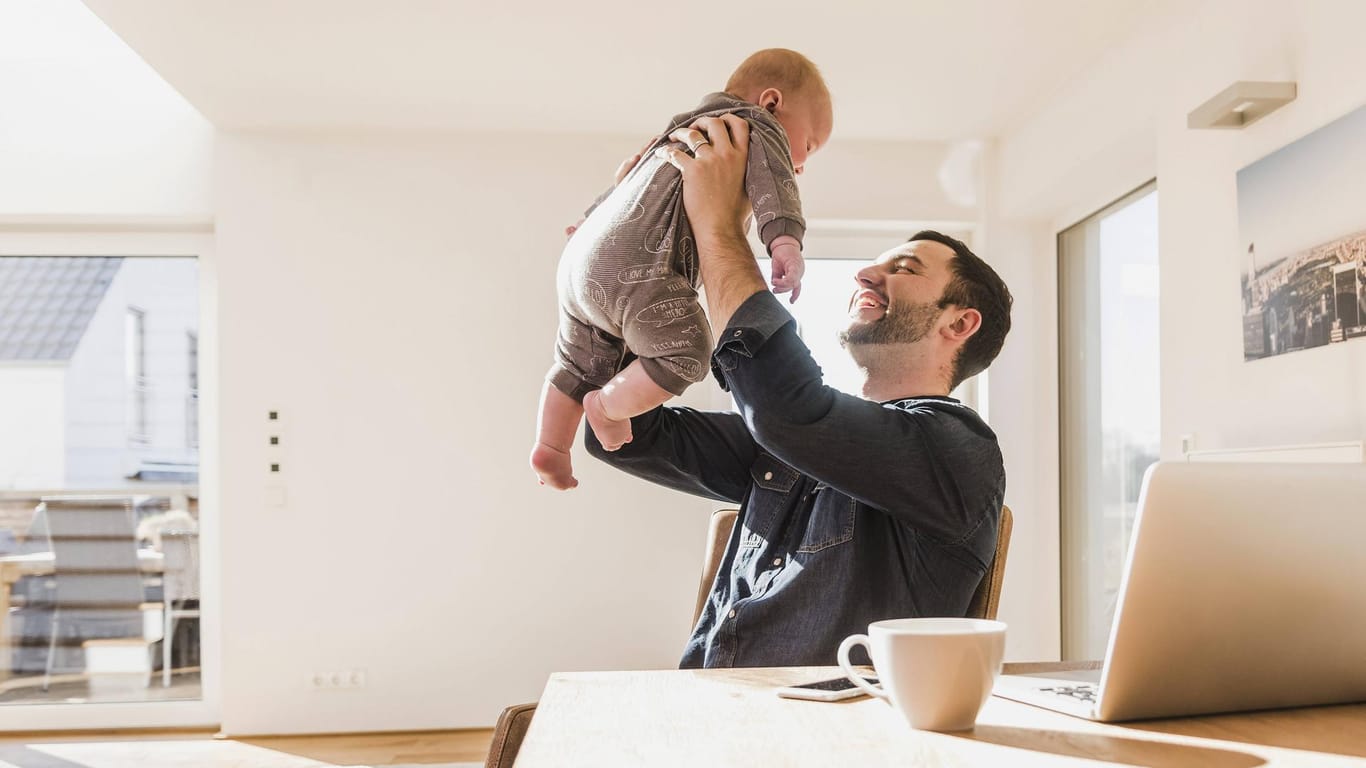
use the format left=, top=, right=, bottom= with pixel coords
left=726, top=48, right=833, bottom=174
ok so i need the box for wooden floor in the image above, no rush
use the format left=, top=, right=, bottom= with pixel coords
left=0, top=727, right=495, bottom=767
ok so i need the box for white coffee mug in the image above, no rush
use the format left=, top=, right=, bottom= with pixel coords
left=837, top=618, right=1006, bottom=732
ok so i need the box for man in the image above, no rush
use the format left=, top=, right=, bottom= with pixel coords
left=586, top=115, right=1013, bottom=668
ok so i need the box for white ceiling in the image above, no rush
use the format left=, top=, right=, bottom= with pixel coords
left=80, top=0, right=1175, bottom=141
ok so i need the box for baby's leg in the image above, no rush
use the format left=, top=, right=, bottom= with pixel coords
left=584, top=362, right=674, bottom=451
left=531, top=378, right=584, bottom=489
left=590, top=276, right=713, bottom=450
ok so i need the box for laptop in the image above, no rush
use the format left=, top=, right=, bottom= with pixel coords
left=994, top=461, right=1366, bottom=721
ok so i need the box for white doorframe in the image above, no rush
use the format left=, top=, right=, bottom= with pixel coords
left=0, top=220, right=219, bottom=730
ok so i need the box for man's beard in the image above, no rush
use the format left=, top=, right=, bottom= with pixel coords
left=839, top=299, right=942, bottom=348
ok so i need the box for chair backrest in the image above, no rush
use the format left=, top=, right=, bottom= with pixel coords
left=484, top=701, right=538, bottom=768
left=160, top=530, right=200, bottom=605
left=41, top=496, right=145, bottom=610
left=693, top=508, right=739, bottom=626
left=965, top=504, right=1013, bottom=621
left=693, top=506, right=1011, bottom=623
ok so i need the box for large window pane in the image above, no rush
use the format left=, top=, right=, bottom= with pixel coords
left=1058, top=184, right=1160, bottom=660
left=0, top=256, right=200, bottom=704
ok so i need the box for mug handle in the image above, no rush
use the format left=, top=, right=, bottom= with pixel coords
left=836, top=633, right=887, bottom=700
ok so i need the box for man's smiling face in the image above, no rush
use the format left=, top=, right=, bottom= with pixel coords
left=840, top=240, right=958, bottom=348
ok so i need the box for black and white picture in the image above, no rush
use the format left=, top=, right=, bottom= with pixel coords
left=1238, top=105, right=1366, bottom=360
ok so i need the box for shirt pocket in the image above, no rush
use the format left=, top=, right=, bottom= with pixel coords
left=741, top=453, right=799, bottom=548
left=797, top=491, right=857, bottom=554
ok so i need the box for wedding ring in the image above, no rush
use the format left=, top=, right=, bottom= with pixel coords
left=688, top=137, right=711, bottom=153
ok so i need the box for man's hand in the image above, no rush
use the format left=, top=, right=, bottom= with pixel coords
left=659, top=115, right=768, bottom=330
left=662, top=116, right=753, bottom=241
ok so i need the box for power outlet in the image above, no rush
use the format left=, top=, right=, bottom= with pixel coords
left=310, top=668, right=367, bottom=691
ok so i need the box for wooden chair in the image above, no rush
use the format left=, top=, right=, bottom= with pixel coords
left=693, top=508, right=739, bottom=626
left=692, top=507, right=1015, bottom=623
left=965, top=504, right=1013, bottom=621
left=483, top=701, right=538, bottom=768
left=485, top=504, right=1011, bottom=766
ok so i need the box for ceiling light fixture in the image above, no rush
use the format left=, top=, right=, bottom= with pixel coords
left=1187, top=81, right=1297, bottom=129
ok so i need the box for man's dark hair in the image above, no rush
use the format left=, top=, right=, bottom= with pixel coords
left=908, top=230, right=1013, bottom=390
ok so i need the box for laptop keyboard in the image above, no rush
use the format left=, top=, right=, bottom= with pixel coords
left=1037, top=684, right=1097, bottom=703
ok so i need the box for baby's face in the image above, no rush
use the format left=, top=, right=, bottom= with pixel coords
left=776, top=95, right=833, bottom=174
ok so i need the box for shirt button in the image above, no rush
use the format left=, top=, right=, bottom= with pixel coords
left=763, top=471, right=773, bottom=481
left=772, top=557, right=783, bottom=567
left=728, top=609, right=737, bottom=619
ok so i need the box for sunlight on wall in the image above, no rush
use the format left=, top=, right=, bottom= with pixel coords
left=0, top=0, right=213, bottom=217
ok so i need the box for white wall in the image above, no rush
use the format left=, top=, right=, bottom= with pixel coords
left=212, top=129, right=973, bottom=734
left=1153, top=0, right=1366, bottom=456
left=0, top=367, right=66, bottom=488
left=0, top=0, right=213, bottom=219
left=975, top=206, right=1061, bottom=663
left=991, top=0, right=1366, bottom=660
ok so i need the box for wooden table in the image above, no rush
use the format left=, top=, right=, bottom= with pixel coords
left=514, top=665, right=1366, bottom=767
left=0, top=549, right=164, bottom=677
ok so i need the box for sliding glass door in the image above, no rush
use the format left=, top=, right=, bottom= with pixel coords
left=1058, top=183, right=1160, bottom=660
left=0, top=255, right=202, bottom=706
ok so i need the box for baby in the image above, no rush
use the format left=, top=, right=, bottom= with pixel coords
left=531, top=48, right=833, bottom=489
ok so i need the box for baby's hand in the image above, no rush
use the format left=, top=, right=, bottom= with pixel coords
left=769, top=240, right=805, bottom=303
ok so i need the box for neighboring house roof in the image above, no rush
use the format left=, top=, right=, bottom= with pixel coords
left=0, top=257, right=122, bottom=361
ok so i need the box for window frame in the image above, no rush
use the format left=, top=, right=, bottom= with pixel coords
left=1056, top=179, right=1160, bottom=661
left=0, top=222, right=219, bottom=730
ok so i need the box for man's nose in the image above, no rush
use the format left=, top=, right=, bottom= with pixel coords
left=856, top=264, right=882, bottom=287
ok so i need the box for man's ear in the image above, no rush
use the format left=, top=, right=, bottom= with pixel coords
left=941, top=307, right=982, bottom=344
left=757, top=87, right=784, bottom=114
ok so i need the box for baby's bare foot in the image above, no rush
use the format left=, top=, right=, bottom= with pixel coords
left=584, top=390, right=633, bottom=451
left=530, top=441, right=578, bottom=490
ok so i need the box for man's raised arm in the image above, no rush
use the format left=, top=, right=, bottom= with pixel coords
left=660, top=115, right=767, bottom=332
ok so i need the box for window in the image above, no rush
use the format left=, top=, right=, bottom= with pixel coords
left=1057, top=183, right=1160, bottom=660
left=766, top=258, right=867, bottom=396
left=0, top=255, right=201, bottom=707
left=187, top=331, right=199, bottom=449
left=126, top=307, right=148, bottom=443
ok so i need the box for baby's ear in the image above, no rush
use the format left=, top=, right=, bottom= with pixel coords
left=757, top=87, right=783, bottom=113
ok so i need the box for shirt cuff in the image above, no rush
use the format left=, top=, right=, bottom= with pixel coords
left=760, top=218, right=807, bottom=252
left=710, top=291, right=795, bottom=390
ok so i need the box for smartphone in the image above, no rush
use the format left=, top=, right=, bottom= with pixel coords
left=775, top=675, right=880, bottom=702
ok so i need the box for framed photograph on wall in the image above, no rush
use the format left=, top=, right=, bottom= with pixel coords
left=1238, top=105, right=1366, bottom=360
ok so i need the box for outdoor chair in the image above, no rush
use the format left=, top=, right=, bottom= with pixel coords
left=38, top=497, right=158, bottom=691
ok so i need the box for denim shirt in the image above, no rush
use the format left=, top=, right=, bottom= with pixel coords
left=586, top=290, right=1006, bottom=668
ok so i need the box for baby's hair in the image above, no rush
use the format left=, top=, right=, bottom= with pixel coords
left=725, top=48, right=830, bottom=106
